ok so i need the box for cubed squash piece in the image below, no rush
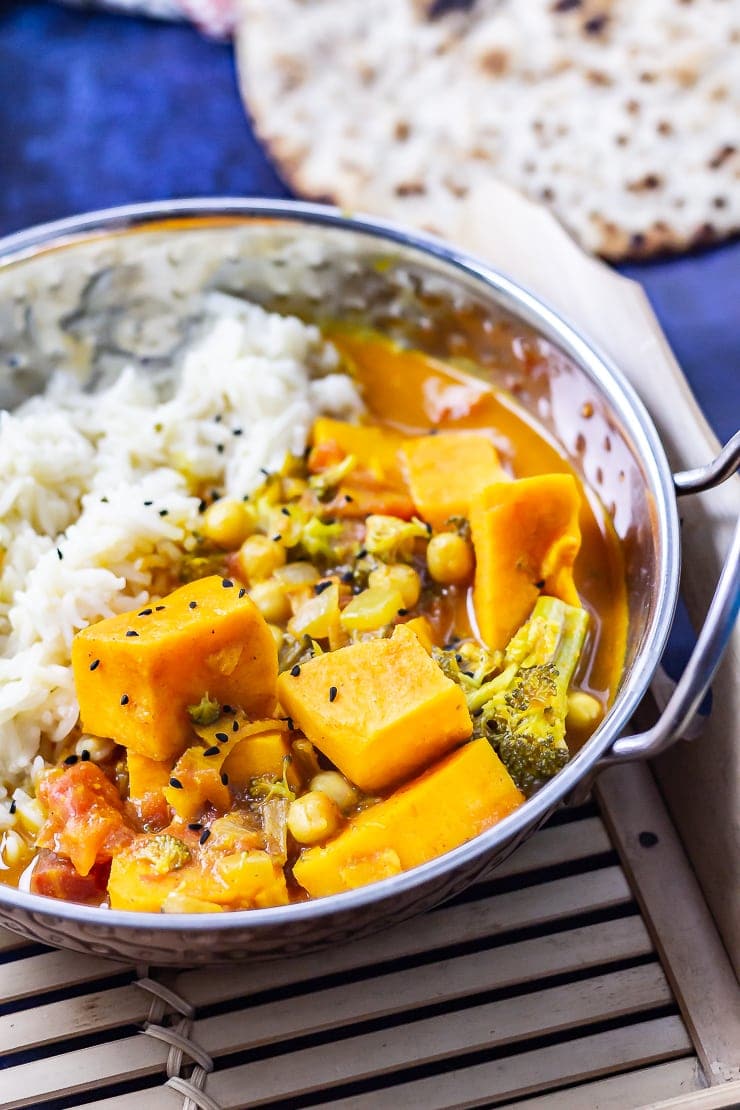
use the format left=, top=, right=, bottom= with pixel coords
left=71, top=575, right=278, bottom=762
left=293, top=739, right=524, bottom=898
left=164, top=715, right=289, bottom=821
left=401, top=431, right=509, bottom=529
left=470, top=475, right=582, bottom=651
left=222, top=729, right=293, bottom=790
left=310, top=417, right=415, bottom=519
left=277, top=624, right=472, bottom=793
left=127, top=752, right=172, bottom=828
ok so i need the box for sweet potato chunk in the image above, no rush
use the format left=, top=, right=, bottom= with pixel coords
left=401, top=431, right=509, bottom=529
left=277, top=624, right=472, bottom=793
left=470, top=475, right=582, bottom=650
left=310, top=417, right=415, bottom=519
left=293, top=739, right=524, bottom=898
left=71, top=575, right=278, bottom=762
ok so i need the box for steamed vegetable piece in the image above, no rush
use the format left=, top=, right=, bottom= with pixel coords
left=293, top=739, right=524, bottom=898
left=470, top=474, right=582, bottom=650
left=277, top=624, right=473, bottom=793
left=400, top=431, right=509, bottom=529
left=441, top=596, right=589, bottom=796
left=71, top=575, right=278, bottom=762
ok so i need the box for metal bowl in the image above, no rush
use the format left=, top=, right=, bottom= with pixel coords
left=0, top=200, right=736, bottom=965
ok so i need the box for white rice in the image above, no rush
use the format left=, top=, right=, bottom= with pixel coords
left=0, top=296, right=363, bottom=837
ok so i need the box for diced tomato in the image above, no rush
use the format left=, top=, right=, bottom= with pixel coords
left=37, top=762, right=135, bottom=876
left=307, top=440, right=346, bottom=473
left=31, top=849, right=109, bottom=905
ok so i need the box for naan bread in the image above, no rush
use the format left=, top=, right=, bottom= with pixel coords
left=237, top=0, right=740, bottom=258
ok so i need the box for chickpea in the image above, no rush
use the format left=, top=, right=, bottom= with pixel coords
left=567, top=691, right=603, bottom=731
left=426, top=532, right=475, bottom=585
left=368, top=563, right=421, bottom=609
left=201, top=498, right=256, bottom=550
left=236, top=534, right=286, bottom=584
left=287, top=790, right=342, bottom=845
left=310, top=771, right=360, bottom=813
left=249, top=579, right=292, bottom=624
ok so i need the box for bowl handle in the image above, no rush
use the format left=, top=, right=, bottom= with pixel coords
left=607, top=432, right=740, bottom=762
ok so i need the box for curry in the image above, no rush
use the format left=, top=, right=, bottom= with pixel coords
left=6, top=329, right=628, bottom=913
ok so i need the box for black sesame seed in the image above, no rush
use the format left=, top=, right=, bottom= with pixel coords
left=233, top=428, right=243, bottom=437
left=198, top=499, right=207, bottom=514
left=281, top=507, right=290, bottom=517
left=203, top=746, right=220, bottom=757
left=64, top=754, right=78, bottom=765
left=57, top=548, right=63, bottom=560
left=101, top=496, right=109, bottom=503
left=221, top=578, right=234, bottom=588
left=215, top=732, right=229, bottom=742
left=189, top=601, right=198, bottom=610
left=238, top=587, right=246, bottom=598
left=272, top=534, right=282, bottom=542
left=126, top=630, right=139, bottom=637
left=259, top=468, right=270, bottom=477
left=155, top=605, right=165, bottom=611
left=283, top=716, right=294, bottom=731
left=199, top=828, right=211, bottom=845
left=341, top=571, right=354, bottom=584
left=455, top=654, right=463, bottom=663
left=9, top=799, right=16, bottom=815
left=188, top=822, right=203, bottom=831
left=159, top=509, right=169, bottom=517
left=315, top=580, right=332, bottom=595
left=535, top=579, right=545, bottom=589
left=80, top=750, right=90, bottom=762
left=89, top=659, right=101, bottom=671
left=214, top=413, right=223, bottom=424
left=344, top=494, right=354, bottom=503
left=220, top=772, right=229, bottom=786
left=290, top=664, right=301, bottom=677
left=120, top=693, right=129, bottom=706
left=329, top=686, right=338, bottom=703
left=357, top=548, right=367, bottom=559
left=639, top=830, right=659, bottom=848
left=211, top=489, right=221, bottom=501
left=143, top=500, right=153, bottom=506
left=222, top=705, right=234, bottom=714
left=232, top=720, right=239, bottom=733
left=138, top=609, right=152, bottom=617
left=216, top=444, right=224, bottom=454
left=169, top=777, right=183, bottom=789
left=397, top=608, right=408, bottom=616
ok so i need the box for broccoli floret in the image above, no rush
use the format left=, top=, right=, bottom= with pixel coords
left=478, top=598, right=589, bottom=795
left=187, top=693, right=221, bottom=727
left=139, top=834, right=191, bottom=874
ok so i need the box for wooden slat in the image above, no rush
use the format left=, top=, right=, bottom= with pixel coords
left=597, top=763, right=740, bottom=1085
left=82, top=1088, right=184, bottom=1110
left=0, top=983, right=148, bottom=1056
left=0, top=915, right=651, bottom=1061
left=201, top=963, right=673, bottom=1105
left=481, top=815, right=611, bottom=879
left=648, top=1079, right=740, bottom=1108
left=510, top=1057, right=704, bottom=1109
left=1, top=1034, right=169, bottom=1110
left=0, top=928, right=33, bottom=954
left=213, top=1015, right=692, bottom=1110
left=1, top=949, right=130, bottom=1004
left=178, top=864, right=633, bottom=1009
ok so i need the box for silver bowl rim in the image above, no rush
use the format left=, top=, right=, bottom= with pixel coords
left=0, top=197, right=680, bottom=934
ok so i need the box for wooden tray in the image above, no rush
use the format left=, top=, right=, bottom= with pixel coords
left=2, top=764, right=739, bottom=1108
